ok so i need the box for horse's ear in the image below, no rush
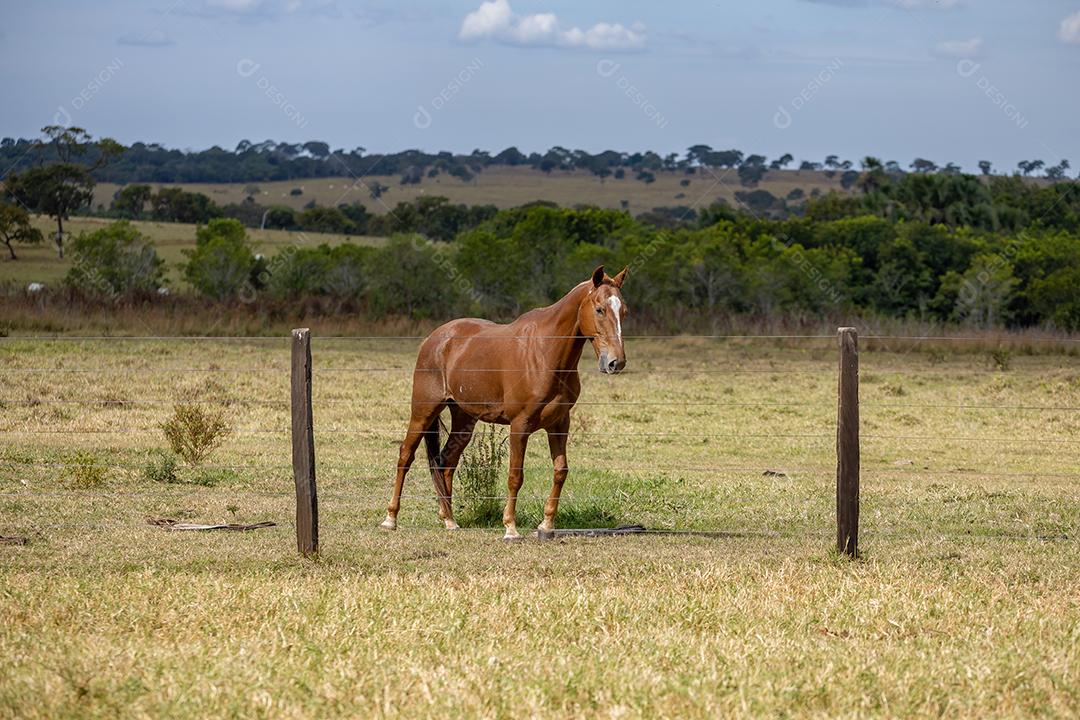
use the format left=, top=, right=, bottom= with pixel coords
left=611, top=266, right=629, bottom=288
left=591, top=265, right=605, bottom=288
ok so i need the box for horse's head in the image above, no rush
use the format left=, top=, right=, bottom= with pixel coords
left=579, top=265, right=629, bottom=374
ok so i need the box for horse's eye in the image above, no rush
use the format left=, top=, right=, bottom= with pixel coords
left=595, top=307, right=604, bottom=316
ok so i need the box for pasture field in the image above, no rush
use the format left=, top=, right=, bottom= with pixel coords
left=2, top=216, right=380, bottom=288
left=1, top=335, right=1079, bottom=717
left=91, top=166, right=846, bottom=217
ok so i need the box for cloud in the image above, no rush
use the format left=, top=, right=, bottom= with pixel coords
left=117, top=28, right=175, bottom=47
left=801, top=0, right=960, bottom=8
left=459, top=0, right=645, bottom=51
left=934, top=36, right=982, bottom=58
left=1060, top=11, right=1080, bottom=44
left=181, top=0, right=339, bottom=21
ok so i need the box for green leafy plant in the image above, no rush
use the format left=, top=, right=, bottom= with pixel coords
left=455, top=423, right=508, bottom=527
left=66, top=451, right=107, bottom=488
left=161, top=402, right=231, bottom=466
left=989, top=348, right=1012, bottom=372
left=142, top=450, right=180, bottom=484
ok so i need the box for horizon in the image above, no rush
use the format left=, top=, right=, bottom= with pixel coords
left=2, top=1, right=1078, bottom=176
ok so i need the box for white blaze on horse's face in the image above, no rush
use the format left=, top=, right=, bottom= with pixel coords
left=591, top=287, right=627, bottom=375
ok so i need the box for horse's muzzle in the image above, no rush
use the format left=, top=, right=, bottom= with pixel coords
left=598, top=352, right=626, bottom=374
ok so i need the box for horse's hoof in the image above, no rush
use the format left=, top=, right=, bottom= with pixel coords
left=444, top=519, right=460, bottom=531
left=379, top=516, right=397, bottom=531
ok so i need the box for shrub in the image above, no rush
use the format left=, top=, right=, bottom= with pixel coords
left=143, top=450, right=180, bottom=484
left=265, top=246, right=333, bottom=299
left=989, top=348, right=1012, bottom=372
left=455, top=424, right=507, bottom=526
left=64, top=221, right=164, bottom=298
left=183, top=219, right=256, bottom=300
left=296, top=206, right=356, bottom=234
left=66, top=451, right=107, bottom=488
left=264, top=205, right=296, bottom=229
left=161, top=402, right=231, bottom=465
left=366, top=235, right=464, bottom=317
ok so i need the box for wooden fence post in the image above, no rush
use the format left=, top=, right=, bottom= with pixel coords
left=836, top=327, right=860, bottom=557
left=291, top=328, right=318, bottom=557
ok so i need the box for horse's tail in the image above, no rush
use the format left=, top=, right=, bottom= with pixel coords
left=424, top=416, right=451, bottom=513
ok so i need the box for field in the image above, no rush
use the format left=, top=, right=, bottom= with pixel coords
left=2, top=216, right=380, bottom=289
left=1, top=333, right=1078, bottom=717
left=91, top=166, right=847, bottom=218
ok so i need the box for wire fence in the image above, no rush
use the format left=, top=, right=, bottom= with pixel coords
left=2, top=332, right=1078, bottom=549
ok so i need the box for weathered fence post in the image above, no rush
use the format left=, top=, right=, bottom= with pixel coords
left=836, top=327, right=860, bottom=557
left=291, top=328, right=318, bottom=557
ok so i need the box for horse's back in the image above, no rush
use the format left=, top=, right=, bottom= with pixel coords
left=415, top=317, right=499, bottom=369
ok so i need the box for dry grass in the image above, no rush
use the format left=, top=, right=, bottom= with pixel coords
left=91, top=166, right=846, bottom=219
left=1, top=335, right=1078, bottom=717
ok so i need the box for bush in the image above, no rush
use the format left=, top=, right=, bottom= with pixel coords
left=161, top=402, right=231, bottom=465
left=64, top=221, right=164, bottom=298
left=455, top=424, right=507, bottom=526
left=143, top=450, right=180, bottom=484
left=296, top=206, right=356, bottom=234
left=366, top=235, right=465, bottom=317
left=183, top=219, right=256, bottom=300
left=264, top=205, right=296, bottom=229
left=265, top=246, right=332, bottom=299
left=66, top=451, right=107, bottom=488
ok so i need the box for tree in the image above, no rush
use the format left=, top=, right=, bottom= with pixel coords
left=769, top=153, right=794, bottom=170
left=686, top=144, right=713, bottom=167
left=824, top=155, right=841, bottom=170
left=39, top=125, right=123, bottom=166
left=1018, top=159, right=1044, bottom=176
left=857, top=157, right=888, bottom=195
left=1045, top=160, right=1071, bottom=181
left=111, top=184, right=153, bottom=218
left=5, top=164, right=94, bottom=258
left=0, top=203, right=44, bottom=260
left=152, top=187, right=221, bottom=223
left=978, top=160, right=993, bottom=176
left=910, top=158, right=938, bottom=174
left=4, top=126, right=123, bottom=257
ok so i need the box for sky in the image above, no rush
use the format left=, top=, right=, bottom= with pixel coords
left=2, top=0, right=1079, bottom=173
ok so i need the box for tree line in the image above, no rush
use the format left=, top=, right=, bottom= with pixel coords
left=49, top=200, right=1080, bottom=331
left=2, top=132, right=1073, bottom=187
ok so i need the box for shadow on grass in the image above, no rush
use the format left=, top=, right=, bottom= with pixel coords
left=456, top=497, right=619, bottom=530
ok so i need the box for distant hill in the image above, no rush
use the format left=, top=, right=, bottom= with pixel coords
left=91, top=166, right=849, bottom=218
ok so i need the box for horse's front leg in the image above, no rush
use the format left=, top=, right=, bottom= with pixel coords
left=502, top=424, right=530, bottom=541
left=539, top=416, right=570, bottom=534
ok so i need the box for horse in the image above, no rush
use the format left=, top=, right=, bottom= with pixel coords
left=380, top=265, right=629, bottom=540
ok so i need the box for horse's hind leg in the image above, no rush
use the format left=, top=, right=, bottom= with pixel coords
left=436, top=405, right=477, bottom=530
left=382, top=397, right=445, bottom=531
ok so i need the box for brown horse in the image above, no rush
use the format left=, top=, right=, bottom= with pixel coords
left=381, top=265, right=629, bottom=539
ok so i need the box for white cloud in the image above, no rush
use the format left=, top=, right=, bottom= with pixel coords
left=892, top=0, right=960, bottom=8
left=934, top=36, right=983, bottom=58
left=206, top=0, right=263, bottom=10
left=801, top=0, right=960, bottom=8
left=1060, top=11, right=1080, bottom=44
left=459, top=0, right=645, bottom=51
